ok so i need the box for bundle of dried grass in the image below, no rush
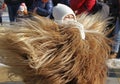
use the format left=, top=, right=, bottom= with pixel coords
left=0, top=13, right=111, bottom=84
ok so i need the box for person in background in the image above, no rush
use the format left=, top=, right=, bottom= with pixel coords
left=106, top=0, right=120, bottom=69
left=105, top=0, right=119, bottom=38
left=111, top=17, right=120, bottom=58
left=0, top=1, right=6, bottom=25
left=24, top=0, right=34, bottom=12
left=32, top=0, right=53, bottom=18
left=0, top=1, right=3, bottom=25
left=17, top=3, right=28, bottom=17
left=70, top=0, right=96, bottom=15
left=52, top=0, right=70, bottom=6
left=4, top=0, right=24, bottom=23
left=110, top=0, right=120, bottom=58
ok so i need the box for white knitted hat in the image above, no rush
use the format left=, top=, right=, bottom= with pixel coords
left=19, top=6, right=24, bottom=11
left=53, top=3, right=76, bottom=24
left=19, top=3, right=27, bottom=12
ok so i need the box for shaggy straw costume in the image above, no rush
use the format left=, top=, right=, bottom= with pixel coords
left=0, top=14, right=111, bottom=84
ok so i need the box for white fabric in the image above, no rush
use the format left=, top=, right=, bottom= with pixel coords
left=99, top=3, right=109, bottom=18
left=19, top=3, right=27, bottom=12
left=106, top=59, right=120, bottom=69
left=18, top=3, right=27, bottom=16
left=65, top=21, right=85, bottom=40
left=73, top=21, right=85, bottom=40
left=53, top=3, right=76, bottom=24
left=0, top=63, right=8, bottom=67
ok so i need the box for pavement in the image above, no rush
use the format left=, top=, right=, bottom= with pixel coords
left=0, top=81, right=23, bottom=84
left=2, top=12, right=10, bottom=23
left=0, top=12, right=120, bottom=84
left=107, top=77, right=120, bottom=84
left=107, top=68, right=120, bottom=84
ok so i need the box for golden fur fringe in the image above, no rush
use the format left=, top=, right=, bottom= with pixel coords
left=0, top=13, right=111, bottom=84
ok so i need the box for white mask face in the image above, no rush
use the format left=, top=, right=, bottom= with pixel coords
left=63, top=14, right=76, bottom=20
left=62, top=14, right=76, bottom=23
left=63, top=18, right=75, bottom=22
left=55, top=19, right=75, bottom=25
left=55, top=14, right=76, bottom=25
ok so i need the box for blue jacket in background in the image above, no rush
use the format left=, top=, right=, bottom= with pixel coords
left=32, top=0, right=53, bottom=17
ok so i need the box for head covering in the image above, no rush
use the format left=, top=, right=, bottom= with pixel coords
left=53, top=4, right=85, bottom=40
left=19, top=3, right=26, bottom=11
left=18, top=3, right=28, bottom=16
left=52, top=3, right=76, bottom=24
left=21, top=3, right=26, bottom=6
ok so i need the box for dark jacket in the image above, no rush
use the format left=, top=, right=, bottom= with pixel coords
left=32, top=0, right=53, bottom=17
left=52, top=0, right=70, bottom=6
left=24, top=0, right=34, bottom=11
left=108, top=0, right=119, bottom=16
left=4, top=0, right=24, bottom=5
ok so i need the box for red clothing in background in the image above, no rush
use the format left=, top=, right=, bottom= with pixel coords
left=70, top=0, right=96, bottom=15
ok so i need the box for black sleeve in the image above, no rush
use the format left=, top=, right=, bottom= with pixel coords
left=4, top=0, right=9, bottom=4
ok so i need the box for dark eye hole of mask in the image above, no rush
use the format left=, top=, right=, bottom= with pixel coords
left=21, top=53, right=29, bottom=60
